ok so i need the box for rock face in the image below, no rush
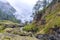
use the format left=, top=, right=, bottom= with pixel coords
left=31, top=0, right=60, bottom=40
left=0, top=1, right=16, bottom=15
left=36, top=34, right=60, bottom=40
left=33, top=0, right=60, bottom=34
left=0, top=1, right=18, bottom=22
left=36, top=27, right=60, bottom=40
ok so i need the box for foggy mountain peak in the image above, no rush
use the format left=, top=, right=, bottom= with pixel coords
left=0, top=0, right=7, bottom=3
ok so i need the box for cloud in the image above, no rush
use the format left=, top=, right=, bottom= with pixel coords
left=0, top=0, right=7, bottom=2
left=0, top=0, right=52, bottom=22
left=6, top=0, right=38, bottom=22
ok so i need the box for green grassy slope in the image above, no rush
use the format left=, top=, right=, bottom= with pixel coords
left=37, top=3, right=60, bottom=34
left=24, top=3, right=60, bottom=34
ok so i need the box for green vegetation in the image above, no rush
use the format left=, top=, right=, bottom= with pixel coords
left=37, top=3, right=60, bottom=34
left=23, top=22, right=38, bottom=32
left=0, top=20, right=21, bottom=33
left=0, top=0, right=60, bottom=40
left=24, top=1, right=60, bottom=34
left=0, top=8, right=19, bottom=23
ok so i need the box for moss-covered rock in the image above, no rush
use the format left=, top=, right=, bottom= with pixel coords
left=0, top=33, right=38, bottom=40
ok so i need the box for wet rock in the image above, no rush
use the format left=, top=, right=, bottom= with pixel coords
left=36, top=34, right=60, bottom=40
left=49, top=35, right=57, bottom=40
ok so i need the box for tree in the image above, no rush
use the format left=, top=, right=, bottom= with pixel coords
left=33, top=0, right=49, bottom=14
left=43, top=0, right=47, bottom=8
left=33, top=0, right=42, bottom=13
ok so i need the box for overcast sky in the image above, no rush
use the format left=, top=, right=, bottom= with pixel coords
left=0, top=0, right=52, bottom=22
left=4, top=0, right=38, bottom=22
left=0, top=0, right=38, bottom=22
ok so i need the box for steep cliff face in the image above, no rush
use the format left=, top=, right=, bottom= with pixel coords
left=34, top=0, right=60, bottom=34
left=0, top=1, right=18, bottom=23
left=23, top=0, right=60, bottom=35
left=32, top=1, right=60, bottom=40
left=0, top=1, right=16, bottom=14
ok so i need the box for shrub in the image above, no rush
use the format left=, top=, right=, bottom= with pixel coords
left=23, top=23, right=38, bottom=33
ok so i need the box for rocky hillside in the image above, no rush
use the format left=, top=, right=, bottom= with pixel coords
left=0, top=20, right=38, bottom=40
left=23, top=0, right=60, bottom=40
left=35, top=0, right=60, bottom=40
left=0, top=1, right=38, bottom=40
left=24, top=0, right=60, bottom=34
left=0, top=0, right=60, bottom=40
left=0, top=33, right=38, bottom=40
left=36, top=0, right=60, bottom=34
